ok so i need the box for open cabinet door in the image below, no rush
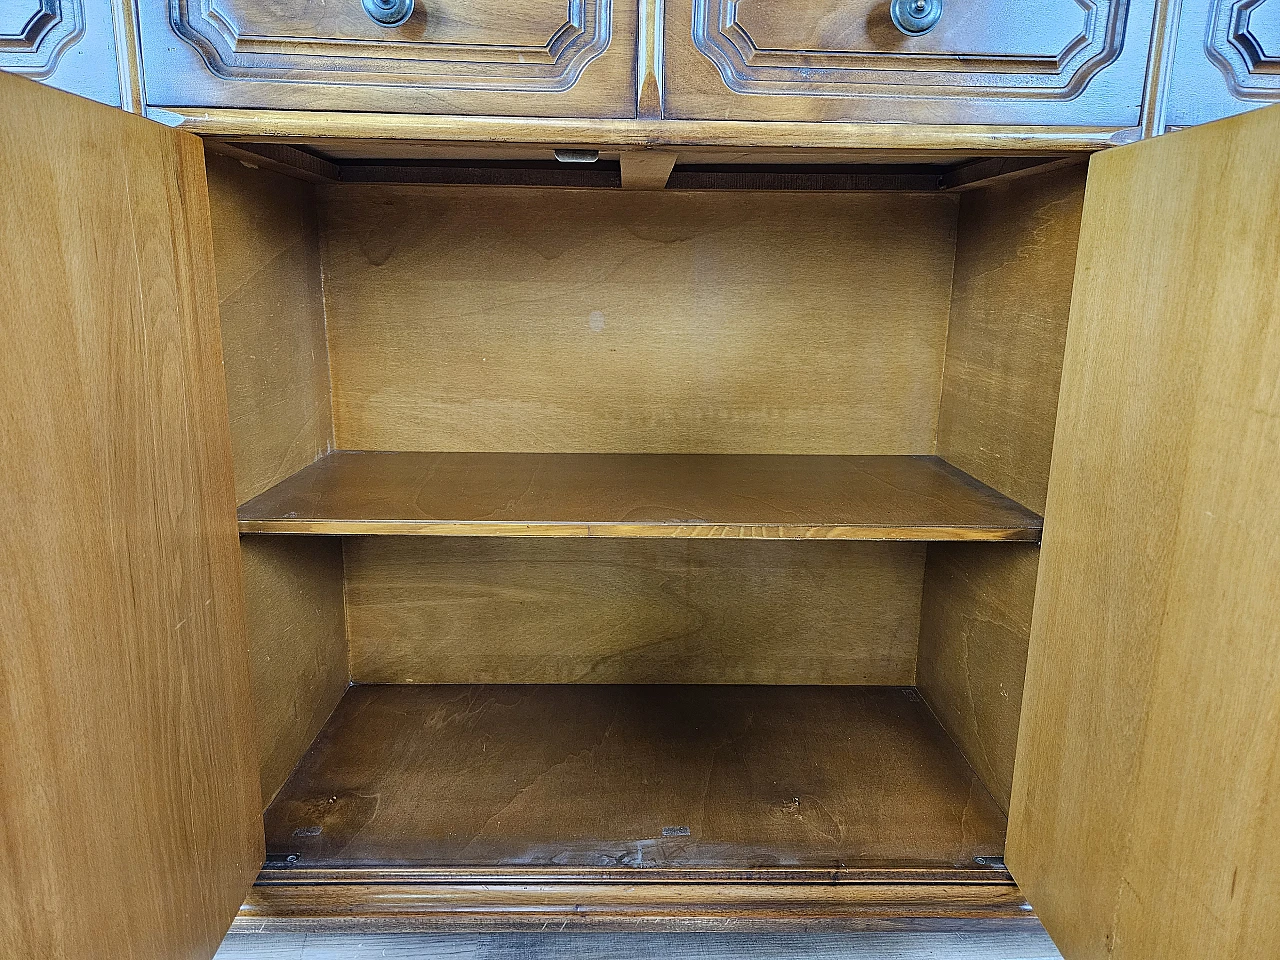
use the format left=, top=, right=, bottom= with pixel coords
left=0, top=75, right=262, bottom=957
left=1006, top=107, right=1280, bottom=957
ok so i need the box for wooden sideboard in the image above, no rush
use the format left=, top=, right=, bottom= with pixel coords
left=3, top=3, right=1280, bottom=959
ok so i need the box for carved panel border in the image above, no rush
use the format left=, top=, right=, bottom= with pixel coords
left=1207, top=0, right=1280, bottom=97
left=0, top=1, right=85, bottom=79
left=691, top=0, right=1129, bottom=99
left=170, top=0, right=612, bottom=90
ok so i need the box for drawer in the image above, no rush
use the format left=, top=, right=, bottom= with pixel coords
left=662, top=0, right=1158, bottom=127
left=0, top=0, right=126, bottom=106
left=137, top=0, right=637, bottom=117
left=1163, top=0, right=1280, bottom=129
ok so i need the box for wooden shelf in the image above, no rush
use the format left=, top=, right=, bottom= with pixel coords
left=237, top=452, right=1042, bottom=541
left=263, top=684, right=1007, bottom=873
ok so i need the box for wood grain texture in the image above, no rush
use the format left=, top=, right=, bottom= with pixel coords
left=206, top=153, right=349, bottom=810
left=207, top=141, right=341, bottom=184
left=237, top=452, right=1043, bottom=540
left=917, top=165, right=1086, bottom=814
left=0, top=73, right=261, bottom=960
left=206, top=151, right=334, bottom=506
left=933, top=163, right=1087, bottom=514
left=231, top=882, right=1035, bottom=933
left=152, top=108, right=1126, bottom=154
left=1007, top=105, right=1280, bottom=959
left=242, top=538, right=349, bottom=809
left=215, top=927, right=1061, bottom=959
left=319, top=185, right=957, bottom=454
left=244, top=140, right=983, bottom=165
left=136, top=0, right=638, bottom=119
left=620, top=149, right=677, bottom=188
left=263, top=684, right=1007, bottom=870
left=917, top=544, right=1040, bottom=815
left=345, top=538, right=922, bottom=684
left=937, top=157, right=1074, bottom=192
left=662, top=0, right=1156, bottom=127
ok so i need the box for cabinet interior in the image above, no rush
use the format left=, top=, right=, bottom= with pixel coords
left=207, top=148, right=1087, bottom=880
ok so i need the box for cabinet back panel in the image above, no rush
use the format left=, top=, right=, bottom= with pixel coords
left=917, top=164, right=1087, bottom=812
left=320, top=185, right=958, bottom=454
left=346, top=538, right=921, bottom=685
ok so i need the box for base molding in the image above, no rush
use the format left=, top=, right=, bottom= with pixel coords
left=236, top=870, right=1031, bottom=933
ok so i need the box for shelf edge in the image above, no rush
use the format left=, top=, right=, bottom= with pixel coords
left=236, top=519, right=1042, bottom=541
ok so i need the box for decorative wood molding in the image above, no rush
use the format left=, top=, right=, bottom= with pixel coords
left=151, top=108, right=1127, bottom=154
left=168, top=0, right=614, bottom=90
left=0, top=0, right=84, bottom=78
left=1139, top=0, right=1181, bottom=135
left=236, top=874, right=1033, bottom=932
left=1206, top=0, right=1280, bottom=98
left=637, top=0, right=664, bottom=116
left=254, top=864, right=1015, bottom=884
left=690, top=0, right=1130, bottom=99
left=110, top=0, right=144, bottom=111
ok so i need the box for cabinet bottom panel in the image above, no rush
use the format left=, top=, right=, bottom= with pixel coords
left=262, top=684, right=1006, bottom=872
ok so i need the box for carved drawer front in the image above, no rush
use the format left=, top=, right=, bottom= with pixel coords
left=0, top=0, right=124, bottom=105
left=1165, top=0, right=1280, bottom=128
left=138, top=0, right=637, bottom=117
left=663, top=0, right=1158, bottom=127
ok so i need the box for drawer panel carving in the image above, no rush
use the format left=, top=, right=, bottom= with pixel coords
left=0, top=0, right=122, bottom=106
left=1206, top=0, right=1280, bottom=97
left=171, top=0, right=612, bottom=90
left=665, top=0, right=1157, bottom=126
left=1166, top=0, right=1280, bottom=127
left=0, top=1, right=84, bottom=79
left=692, top=0, right=1125, bottom=98
left=139, top=0, right=636, bottom=116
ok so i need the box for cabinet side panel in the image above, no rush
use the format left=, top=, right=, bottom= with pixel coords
left=206, top=154, right=348, bottom=808
left=346, top=539, right=922, bottom=685
left=919, top=164, right=1086, bottom=812
left=320, top=185, right=958, bottom=455
left=207, top=152, right=334, bottom=504
left=241, top=537, right=348, bottom=808
left=1007, top=107, right=1280, bottom=959
left=0, top=75, right=261, bottom=959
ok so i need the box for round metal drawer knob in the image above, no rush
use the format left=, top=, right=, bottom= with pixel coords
left=363, top=0, right=413, bottom=26
left=890, top=0, right=942, bottom=34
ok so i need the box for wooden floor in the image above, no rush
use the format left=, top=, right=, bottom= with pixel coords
left=236, top=451, right=1043, bottom=541
left=215, top=928, right=1063, bottom=959
left=263, top=684, right=1006, bottom=871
